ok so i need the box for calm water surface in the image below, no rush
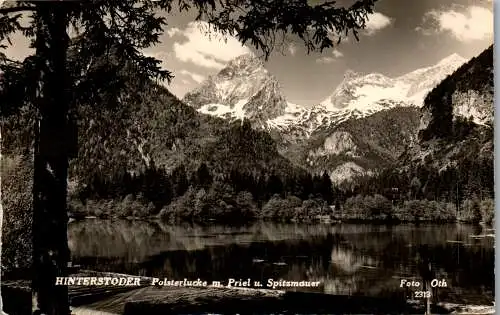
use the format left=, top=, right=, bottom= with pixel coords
left=68, top=220, right=494, bottom=304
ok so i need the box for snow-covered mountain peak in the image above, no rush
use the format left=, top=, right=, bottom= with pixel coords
left=437, top=53, right=466, bottom=66
left=319, top=53, right=467, bottom=115
left=183, top=54, right=288, bottom=123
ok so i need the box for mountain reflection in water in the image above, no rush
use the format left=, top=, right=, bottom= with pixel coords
left=68, top=220, right=494, bottom=304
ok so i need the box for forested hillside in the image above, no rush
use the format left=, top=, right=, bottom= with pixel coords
left=1, top=46, right=339, bottom=227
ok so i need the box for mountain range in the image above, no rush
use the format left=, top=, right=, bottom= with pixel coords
left=183, top=52, right=467, bottom=137
left=182, top=50, right=486, bottom=184
left=2, top=43, right=493, bottom=197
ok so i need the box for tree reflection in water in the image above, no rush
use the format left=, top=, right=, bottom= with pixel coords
left=68, top=220, right=494, bottom=304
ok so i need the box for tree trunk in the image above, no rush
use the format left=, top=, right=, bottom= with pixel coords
left=32, top=3, right=71, bottom=315
left=0, top=128, right=6, bottom=315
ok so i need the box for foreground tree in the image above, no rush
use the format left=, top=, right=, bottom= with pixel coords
left=0, top=0, right=378, bottom=314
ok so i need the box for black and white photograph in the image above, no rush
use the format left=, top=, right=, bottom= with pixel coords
left=0, top=0, right=495, bottom=314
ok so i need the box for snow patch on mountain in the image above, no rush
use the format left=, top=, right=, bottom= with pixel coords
left=267, top=102, right=306, bottom=127
left=198, top=98, right=248, bottom=120
left=267, top=104, right=359, bottom=139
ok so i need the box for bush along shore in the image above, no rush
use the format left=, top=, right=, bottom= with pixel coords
left=5, top=152, right=494, bottom=227
left=65, top=151, right=494, bottom=226
left=68, top=192, right=494, bottom=226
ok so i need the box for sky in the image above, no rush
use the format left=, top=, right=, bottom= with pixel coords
left=1, top=0, right=494, bottom=107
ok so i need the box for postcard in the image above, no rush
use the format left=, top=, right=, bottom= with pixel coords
left=0, top=0, right=494, bottom=314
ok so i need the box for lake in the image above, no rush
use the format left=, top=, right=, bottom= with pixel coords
left=68, top=220, right=494, bottom=305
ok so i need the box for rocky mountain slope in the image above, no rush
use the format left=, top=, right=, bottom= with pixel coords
left=316, top=48, right=491, bottom=186
left=414, top=45, right=493, bottom=156
left=283, top=106, right=421, bottom=185
left=392, top=45, right=494, bottom=201
left=420, top=46, right=494, bottom=135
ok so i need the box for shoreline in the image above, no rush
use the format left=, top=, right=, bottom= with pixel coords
left=69, top=214, right=496, bottom=228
